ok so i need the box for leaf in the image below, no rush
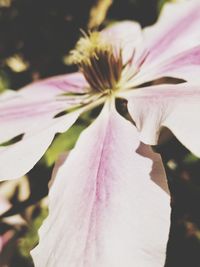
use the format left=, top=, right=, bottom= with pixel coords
left=0, top=71, right=10, bottom=93
left=44, top=124, right=85, bottom=166
left=18, top=206, right=48, bottom=258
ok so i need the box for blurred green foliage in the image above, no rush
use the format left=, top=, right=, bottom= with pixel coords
left=18, top=207, right=48, bottom=259
left=45, top=124, right=85, bottom=166
left=0, top=70, right=10, bottom=92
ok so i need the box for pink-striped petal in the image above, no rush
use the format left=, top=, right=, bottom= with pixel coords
left=31, top=103, right=170, bottom=267
left=136, top=0, right=200, bottom=70
left=125, top=84, right=200, bottom=157
left=0, top=111, right=80, bottom=181
left=0, top=91, right=66, bottom=144
left=0, top=72, right=89, bottom=180
left=133, top=45, right=200, bottom=85
left=133, top=46, right=200, bottom=86
left=21, top=72, right=89, bottom=97
left=152, top=45, right=200, bottom=82
left=101, top=21, right=142, bottom=64
left=0, top=72, right=88, bottom=143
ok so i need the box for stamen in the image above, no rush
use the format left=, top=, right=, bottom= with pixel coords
left=69, top=31, right=123, bottom=94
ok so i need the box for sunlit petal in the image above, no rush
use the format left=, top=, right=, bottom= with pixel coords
left=0, top=111, right=80, bottom=181
left=134, top=45, right=200, bottom=85
left=134, top=0, right=200, bottom=75
left=32, top=103, right=170, bottom=267
left=101, top=21, right=142, bottom=64
left=21, top=72, right=89, bottom=97
left=125, top=84, right=200, bottom=157
left=0, top=72, right=89, bottom=180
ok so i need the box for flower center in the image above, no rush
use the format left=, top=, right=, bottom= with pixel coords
left=69, top=32, right=123, bottom=94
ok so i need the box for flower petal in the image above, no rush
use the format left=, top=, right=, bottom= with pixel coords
left=0, top=72, right=89, bottom=180
left=125, top=84, right=200, bottom=157
left=21, top=72, right=89, bottom=97
left=32, top=103, right=170, bottom=267
left=101, top=21, right=142, bottom=64
left=0, top=72, right=88, bottom=144
left=136, top=0, right=200, bottom=69
left=134, top=45, right=200, bottom=85
left=0, top=111, right=80, bottom=181
left=0, top=91, right=66, bottom=144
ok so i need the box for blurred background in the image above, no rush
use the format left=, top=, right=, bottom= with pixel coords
left=0, top=0, right=200, bottom=266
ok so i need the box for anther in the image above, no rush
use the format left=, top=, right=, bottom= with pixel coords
left=69, top=32, right=123, bottom=94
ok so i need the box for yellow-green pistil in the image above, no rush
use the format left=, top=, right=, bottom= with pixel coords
left=69, top=32, right=123, bottom=94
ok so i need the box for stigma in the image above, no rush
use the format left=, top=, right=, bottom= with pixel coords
left=69, top=32, right=123, bottom=94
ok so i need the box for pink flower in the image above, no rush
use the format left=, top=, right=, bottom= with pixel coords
left=1, top=1, right=200, bottom=266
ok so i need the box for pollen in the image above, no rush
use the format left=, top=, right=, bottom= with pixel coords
left=68, top=31, right=123, bottom=94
